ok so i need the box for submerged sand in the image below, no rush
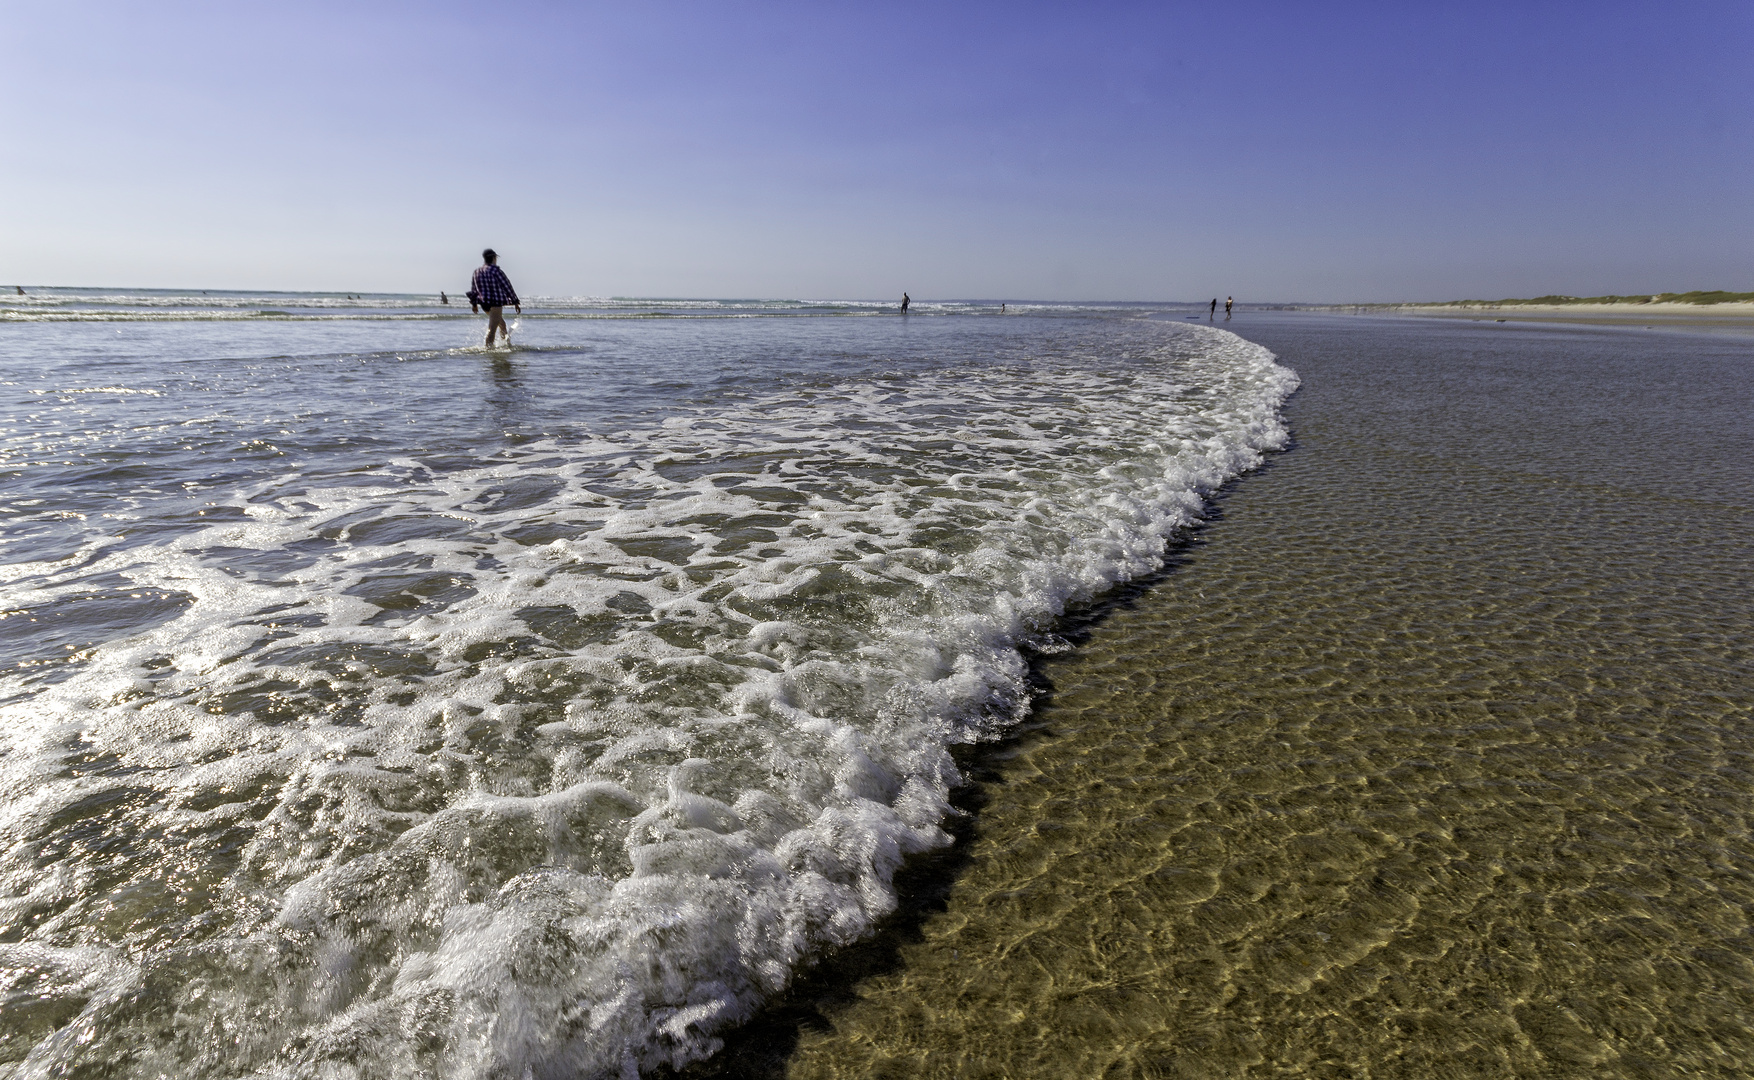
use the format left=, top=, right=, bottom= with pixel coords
left=689, top=312, right=1754, bottom=1079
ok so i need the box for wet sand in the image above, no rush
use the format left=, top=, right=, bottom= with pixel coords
left=684, top=311, right=1754, bottom=1079
left=1345, top=303, right=1754, bottom=339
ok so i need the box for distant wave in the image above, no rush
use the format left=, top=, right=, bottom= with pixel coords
left=0, top=290, right=1170, bottom=323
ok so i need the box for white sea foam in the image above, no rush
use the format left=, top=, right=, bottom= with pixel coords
left=0, top=322, right=1296, bottom=1077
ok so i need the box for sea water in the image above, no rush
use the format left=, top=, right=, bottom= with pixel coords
left=761, top=314, right=1754, bottom=1080
left=0, top=291, right=1296, bottom=1077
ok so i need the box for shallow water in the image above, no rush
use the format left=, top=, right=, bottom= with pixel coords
left=722, top=314, right=1754, bottom=1079
left=0, top=295, right=1294, bottom=1077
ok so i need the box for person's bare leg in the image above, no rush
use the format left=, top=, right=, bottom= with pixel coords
left=486, top=308, right=507, bottom=346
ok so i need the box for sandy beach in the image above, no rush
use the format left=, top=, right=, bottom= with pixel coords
left=1314, top=301, right=1754, bottom=337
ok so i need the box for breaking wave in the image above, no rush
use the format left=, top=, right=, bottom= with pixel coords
left=0, top=316, right=1294, bottom=1077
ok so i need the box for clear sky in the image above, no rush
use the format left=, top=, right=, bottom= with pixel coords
left=3, top=1, right=1750, bottom=301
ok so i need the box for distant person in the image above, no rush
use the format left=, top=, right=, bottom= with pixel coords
left=14, top=286, right=22, bottom=296
left=440, top=291, right=449, bottom=305
left=468, top=249, right=521, bottom=347
left=1001, top=302, right=1006, bottom=312
left=1209, top=298, right=1217, bottom=318
left=901, top=292, right=910, bottom=314
left=1225, top=296, right=1233, bottom=319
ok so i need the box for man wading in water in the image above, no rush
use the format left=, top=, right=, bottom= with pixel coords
left=468, top=249, right=520, bottom=347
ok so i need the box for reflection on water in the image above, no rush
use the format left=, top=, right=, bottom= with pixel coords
left=737, top=316, right=1754, bottom=1079
left=485, top=354, right=528, bottom=433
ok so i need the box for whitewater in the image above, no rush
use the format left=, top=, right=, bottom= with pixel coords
left=0, top=295, right=1297, bottom=1078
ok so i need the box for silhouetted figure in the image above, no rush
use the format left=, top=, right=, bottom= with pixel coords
left=468, top=248, right=521, bottom=347
left=1001, top=303, right=1006, bottom=312
left=1209, top=298, right=1217, bottom=318
left=14, top=286, right=22, bottom=296
left=440, top=291, right=449, bottom=305
left=901, top=292, right=910, bottom=314
left=1225, top=296, right=1233, bottom=319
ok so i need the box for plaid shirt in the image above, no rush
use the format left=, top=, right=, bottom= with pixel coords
left=468, top=264, right=519, bottom=308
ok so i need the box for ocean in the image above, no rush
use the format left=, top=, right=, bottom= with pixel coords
left=0, top=290, right=1296, bottom=1077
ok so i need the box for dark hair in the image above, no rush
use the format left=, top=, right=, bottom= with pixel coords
left=482, top=249, right=497, bottom=262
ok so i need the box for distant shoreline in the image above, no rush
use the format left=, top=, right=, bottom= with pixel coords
left=1296, top=289, right=1753, bottom=313
left=1424, top=290, right=1752, bottom=307
left=1310, top=299, right=1754, bottom=315
left=1291, top=298, right=1754, bottom=338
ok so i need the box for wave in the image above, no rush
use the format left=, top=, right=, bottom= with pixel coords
left=0, top=290, right=1170, bottom=323
left=0, top=323, right=1296, bottom=1078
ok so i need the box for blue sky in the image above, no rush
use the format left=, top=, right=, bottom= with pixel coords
left=3, top=1, right=1750, bottom=301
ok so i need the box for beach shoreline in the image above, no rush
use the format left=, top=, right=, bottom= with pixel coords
left=754, top=310, right=1754, bottom=1080
left=1296, top=300, right=1754, bottom=336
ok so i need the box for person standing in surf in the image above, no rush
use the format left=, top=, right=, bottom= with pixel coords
left=901, top=292, right=910, bottom=314
left=1225, top=295, right=1233, bottom=319
left=1209, top=298, right=1217, bottom=318
left=468, top=249, right=520, bottom=347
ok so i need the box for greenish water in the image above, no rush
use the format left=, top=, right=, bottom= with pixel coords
left=700, top=314, right=1754, bottom=1079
